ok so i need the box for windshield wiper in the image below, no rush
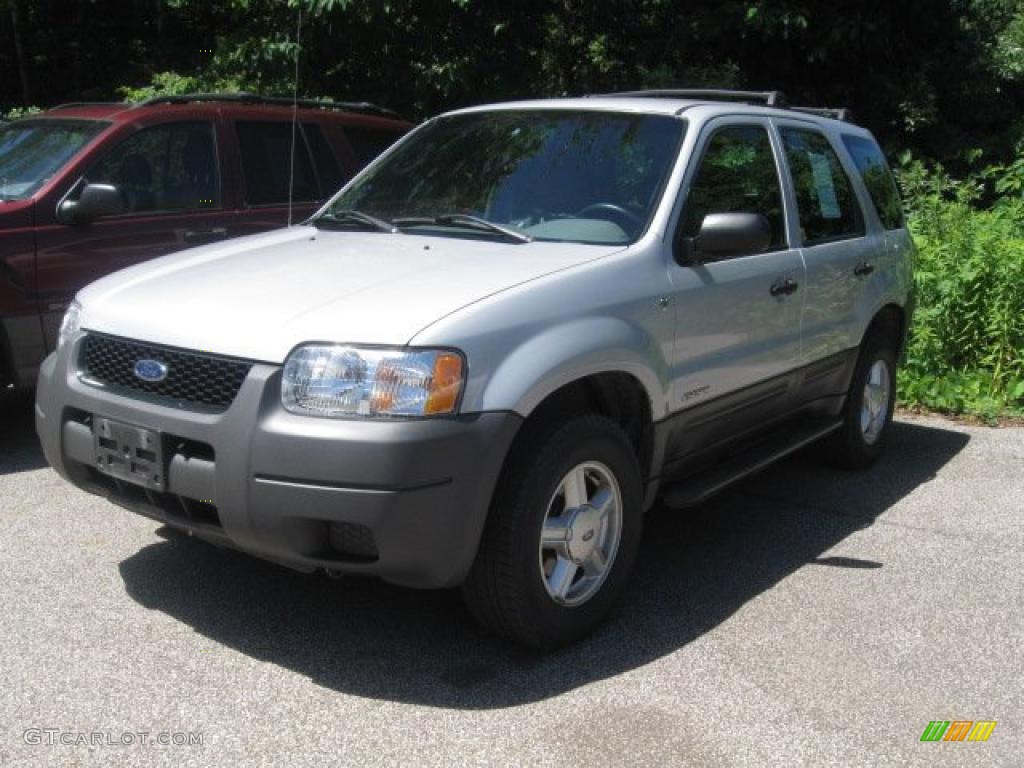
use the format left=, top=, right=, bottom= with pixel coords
left=393, top=213, right=532, bottom=244
left=313, top=209, right=398, bottom=233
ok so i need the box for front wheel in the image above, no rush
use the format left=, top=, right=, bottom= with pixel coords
left=824, top=334, right=897, bottom=469
left=461, top=415, right=643, bottom=649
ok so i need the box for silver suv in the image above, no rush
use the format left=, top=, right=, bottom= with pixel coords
left=35, top=90, right=914, bottom=648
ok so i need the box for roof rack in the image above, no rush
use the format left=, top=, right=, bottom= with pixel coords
left=605, top=89, right=789, bottom=108
left=48, top=102, right=127, bottom=111
left=135, top=92, right=400, bottom=119
left=788, top=105, right=854, bottom=123
left=602, top=89, right=857, bottom=123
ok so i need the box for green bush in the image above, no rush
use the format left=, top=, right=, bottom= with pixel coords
left=897, top=159, right=1024, bottom=421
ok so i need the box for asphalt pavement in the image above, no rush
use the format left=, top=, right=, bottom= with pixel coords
left=0, top=387, right=1020, bottom=767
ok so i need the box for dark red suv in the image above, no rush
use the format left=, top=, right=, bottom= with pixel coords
left=0, top=93, right=411, bottom=388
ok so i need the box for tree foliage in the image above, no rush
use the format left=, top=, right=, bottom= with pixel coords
left=2, top=0, right=1024, bottom=165
left=3, top=0, right=1023, bottom=418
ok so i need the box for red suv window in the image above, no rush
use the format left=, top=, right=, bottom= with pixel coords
left=342, top=125, right=403, bottom=166
left=84, top=121, right=220, bottom=213
left=236, top=121, right=318, bottom=206
left=302, top=123, right=345, bottom=196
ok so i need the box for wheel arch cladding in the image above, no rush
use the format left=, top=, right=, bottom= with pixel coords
left=506, top=371, right=656, bottom=482
left=479, top=316, right=667, bottom=421
left=864, top=303, right=906, bottom=357
left=0, top=322, right=14, bottom=387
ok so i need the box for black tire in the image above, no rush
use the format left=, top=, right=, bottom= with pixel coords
left=824, top=333, right=898, bottom=469
left=461, top=414, right=643, bottom=650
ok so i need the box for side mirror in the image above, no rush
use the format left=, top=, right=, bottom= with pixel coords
left=681, top=212, right=772, bottom=263
left=58, top=183, right=125, bottom=225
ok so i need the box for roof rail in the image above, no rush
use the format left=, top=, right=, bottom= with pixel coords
left=605, top=89, right=789, bottom=108
left=788, top=105, right=855, bottom=123
left=135, top=92, right=400, bottom=119
left=48, top=102, right=127, bottom=111
left=602, top=89, right=857, bottom=123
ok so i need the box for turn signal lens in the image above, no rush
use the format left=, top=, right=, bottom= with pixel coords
left=424, top=352, right=464, bottom=415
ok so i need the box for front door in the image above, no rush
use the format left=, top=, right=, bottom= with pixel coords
left=664, top=118, right=806, bottom=463
left=34, top=119, right=230, bottom=348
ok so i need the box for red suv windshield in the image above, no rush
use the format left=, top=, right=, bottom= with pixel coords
left=0, top=119, right=109, bottom=201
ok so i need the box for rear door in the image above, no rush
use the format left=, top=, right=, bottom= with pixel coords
left=227, top=119, right=327, bottom=236
left=774, top=120, right=879, bottom=363
left=33, top=116, right=230, bottom=349
left=840, top=133, right=913, bottom=291
left=664, top=117, right=806, bottom=461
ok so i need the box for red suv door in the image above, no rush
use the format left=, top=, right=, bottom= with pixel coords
left=33, top=116, right=233, bottom=348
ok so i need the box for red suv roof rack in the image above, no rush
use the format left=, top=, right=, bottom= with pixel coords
left=136, top=92, right=401, bottom=119
left=48, top=102, right=126, bottom=111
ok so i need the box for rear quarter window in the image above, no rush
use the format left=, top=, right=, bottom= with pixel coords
left=841, top=134, right=905, bottom=230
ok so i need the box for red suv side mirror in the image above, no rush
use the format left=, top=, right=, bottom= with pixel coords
left=58, top=183, right=126, bottom=225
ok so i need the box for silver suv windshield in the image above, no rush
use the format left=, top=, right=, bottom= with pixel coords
left=0, top=119, right=108, bottom=201
left=322, top=109, right=685, bottom=245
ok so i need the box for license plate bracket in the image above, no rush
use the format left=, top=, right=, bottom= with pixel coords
left=93, top=416, right=165, bottom=491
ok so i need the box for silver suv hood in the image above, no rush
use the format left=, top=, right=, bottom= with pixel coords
left=78, top=227, right=620, bottom=362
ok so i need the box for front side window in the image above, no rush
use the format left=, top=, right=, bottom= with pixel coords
left=681, top=124, right=786, bottom=250
left=83, top=121, right=220, bottom=213
left=0, top=119, right=108, bottom=201
left=841, top=134, right=904, bottom=230
left=325, top=110, right=685, bottom=245
left=781, top=128, right=863, bottom=245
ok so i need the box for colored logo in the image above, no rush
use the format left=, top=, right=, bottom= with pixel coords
left=134, top=359, right=169, bottom=383
left=920, top=721, right=997, bottom=742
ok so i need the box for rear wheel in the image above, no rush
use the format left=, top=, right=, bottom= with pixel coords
left=462, top=415, right=643, bottom=649
left=824, top=333, right=897, bottom=469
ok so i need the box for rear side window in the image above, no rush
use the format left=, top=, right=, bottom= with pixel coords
left=682, top=124, right=786, bottom=250
left=85, top=121, right=219, bottom=213
left=841, top=135, right=904, bottom=230
left=780, top=128, right=863, bottom=245
left=236, top=121, right=318, bottom=206
left=342, top=126, right=402, bottom=167
left=302, top=123, right=345, bottom=195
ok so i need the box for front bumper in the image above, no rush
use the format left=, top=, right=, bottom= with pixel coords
left=35, top=336, right=521, bottom=588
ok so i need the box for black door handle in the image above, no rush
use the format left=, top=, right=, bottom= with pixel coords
left=854, top=261, right=875, bottom=277
left=184, top=227, right=229, bottom=244
left=770, top=277, right=799, bottom=297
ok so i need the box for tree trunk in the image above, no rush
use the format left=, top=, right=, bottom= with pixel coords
left=9, top=1, right=31, bottom=106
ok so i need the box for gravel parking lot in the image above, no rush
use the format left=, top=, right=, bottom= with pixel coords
left=1, top=388, right=1020, bottom=767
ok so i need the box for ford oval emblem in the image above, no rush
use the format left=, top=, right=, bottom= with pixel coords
left=134, top=359, right=169, bottom=383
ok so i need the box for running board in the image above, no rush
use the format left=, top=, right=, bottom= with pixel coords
left=661, top=418, right=842, bottom=509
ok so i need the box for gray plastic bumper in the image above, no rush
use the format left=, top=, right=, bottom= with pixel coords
left=35, top=337, right=521, bottom=588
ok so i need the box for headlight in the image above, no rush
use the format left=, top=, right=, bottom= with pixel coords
left=57, top=301, right=82, bottom=350
left=282, top=345, right=465, bottom=418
